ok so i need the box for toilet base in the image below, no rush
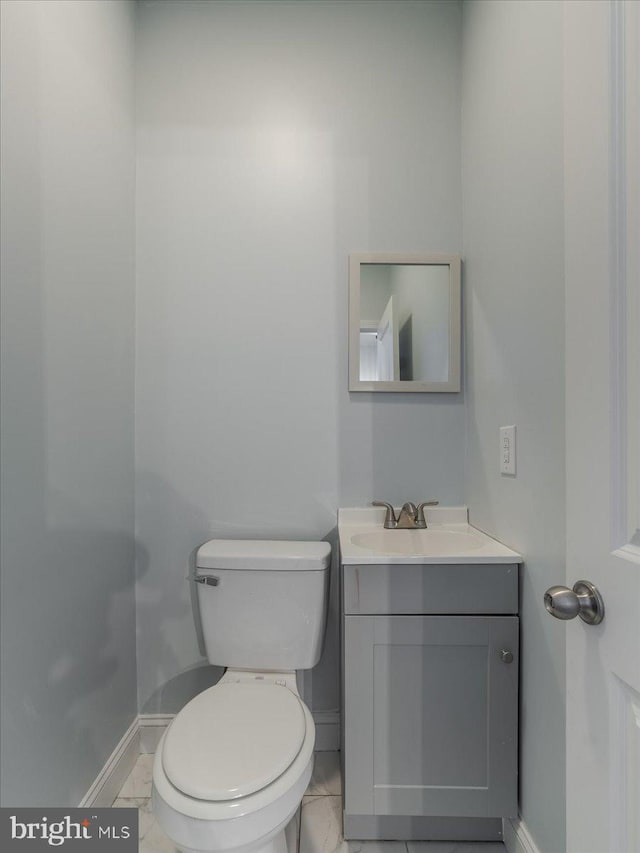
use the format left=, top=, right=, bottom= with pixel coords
left=171, top=813, right=297, bottom=853
left=153, top=778, right=305, bottom=853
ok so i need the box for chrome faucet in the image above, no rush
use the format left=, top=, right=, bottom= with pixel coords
left=373, top=500, right=439, bottom=529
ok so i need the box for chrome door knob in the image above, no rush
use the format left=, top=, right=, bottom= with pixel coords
left=544, top=580, right=605, bottom=625
left=500, top=649, right=514, bottom=664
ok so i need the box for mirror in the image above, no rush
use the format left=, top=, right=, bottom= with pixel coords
left=349, top=253, right=461, bottom=392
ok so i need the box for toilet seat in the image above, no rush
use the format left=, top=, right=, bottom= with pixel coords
left=153, top=697, right=315, bottom=824
left=162, top=682, right=306, bottom=802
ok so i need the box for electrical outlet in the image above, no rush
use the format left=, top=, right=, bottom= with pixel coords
left=500, top=425, right=516, bottom=475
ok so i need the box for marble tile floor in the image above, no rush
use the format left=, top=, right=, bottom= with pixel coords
left=112, top=751, right=505, bottom=853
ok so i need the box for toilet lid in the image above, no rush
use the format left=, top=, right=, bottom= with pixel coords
left=162, top=682, right=307, bottom=801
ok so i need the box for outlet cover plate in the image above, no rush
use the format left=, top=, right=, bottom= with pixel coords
left=500, top=425, right=516, bottom=475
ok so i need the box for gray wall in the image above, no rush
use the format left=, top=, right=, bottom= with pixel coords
left=0, top=0, right=137, bottom=806
left=0, top=4, right=568, bottom=834
left=135, top=0, right=464, bottom=714
left=461, top=2, right=566, bottom=851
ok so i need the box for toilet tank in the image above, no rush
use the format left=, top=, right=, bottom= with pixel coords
left=194, top=539, right=331, bottom=670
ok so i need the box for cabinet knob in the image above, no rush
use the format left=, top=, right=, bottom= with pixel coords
left=500, top=649, right=514, bottom=664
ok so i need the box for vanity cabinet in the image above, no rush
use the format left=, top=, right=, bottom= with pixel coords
left=341, top=562, right=519, bottom=841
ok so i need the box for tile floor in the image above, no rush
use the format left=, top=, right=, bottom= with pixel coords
left=113, top=751, right=505, bottom=853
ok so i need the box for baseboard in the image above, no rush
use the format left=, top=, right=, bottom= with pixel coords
left=138, top=713, right=175, bottom=753
left=503, top=817, right=541, bottom=853
left=344, top=814, right=502, bottom=841
left=137, top=710, right=340, bottom=751
left=78, top=717, right=140, bottom=808
left=312, top=709, right=340, bottom=751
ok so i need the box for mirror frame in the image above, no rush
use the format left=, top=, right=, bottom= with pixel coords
left=348, top=252, right=461, bottom=392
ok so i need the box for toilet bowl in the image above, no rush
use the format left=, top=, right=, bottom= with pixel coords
left=152, top=539, right=331, bottom=853
left=153, top=671, right=315, bottom=853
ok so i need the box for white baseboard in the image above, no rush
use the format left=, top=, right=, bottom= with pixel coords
left=78, top=717, right=140, bottom=808
left=139, top=710, right=341, bottom=752
left=139, top=714, right=175, bottom=753
left=503, top=817, right=541, bottom=853
left=313, top=709, right=340, bottom=751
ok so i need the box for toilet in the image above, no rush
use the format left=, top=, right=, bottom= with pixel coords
left=152, top=539, right=332, bottom=853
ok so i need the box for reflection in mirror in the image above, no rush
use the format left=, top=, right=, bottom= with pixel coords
left=349, top=254, right=461, bottom=392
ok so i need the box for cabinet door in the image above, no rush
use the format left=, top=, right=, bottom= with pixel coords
left=344, top=615, right=518, bottom=818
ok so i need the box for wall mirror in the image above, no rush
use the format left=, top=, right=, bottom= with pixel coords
left=349, top=253, right=461, bottom=392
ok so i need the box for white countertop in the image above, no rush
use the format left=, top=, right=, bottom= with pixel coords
left=338, top=506, right=523, bottom=565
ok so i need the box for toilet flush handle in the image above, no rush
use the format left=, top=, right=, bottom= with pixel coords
left=189, top=575, right=219, bottom=587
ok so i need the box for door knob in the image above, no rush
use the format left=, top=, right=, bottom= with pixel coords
left=544, top=580, right=605, bottom=625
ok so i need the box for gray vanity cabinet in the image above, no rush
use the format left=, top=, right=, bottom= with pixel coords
left=341, top=562, right=519, bottom=841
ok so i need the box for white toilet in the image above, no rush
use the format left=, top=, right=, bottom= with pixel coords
left=152, top=539, right=332, bottom=853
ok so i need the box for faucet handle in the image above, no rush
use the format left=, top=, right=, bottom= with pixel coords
left=415, top=500, right=439, bottom=528
left=372, top=501, right=398, bottom=529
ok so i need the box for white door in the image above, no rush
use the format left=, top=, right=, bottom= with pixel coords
left=563, top=2, right=640, bottom=852
left=376, top=295, right=400, bottom=381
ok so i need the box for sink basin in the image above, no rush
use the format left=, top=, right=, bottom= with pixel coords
left=350, top=528, right=485, bottom=556
left=338, top=507, right=523, bottom=564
